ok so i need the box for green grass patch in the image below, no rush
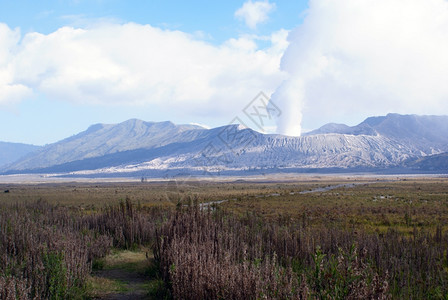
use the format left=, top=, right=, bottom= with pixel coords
left=100, top=248, right=151, bottom=273
left=86, top=276, right=129, bottom=298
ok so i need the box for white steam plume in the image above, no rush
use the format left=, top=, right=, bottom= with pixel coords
left=273, top=0, right=448, bottom=136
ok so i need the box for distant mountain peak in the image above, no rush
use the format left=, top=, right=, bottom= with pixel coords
left=222, top=123, right=249, bottom=131
left=3, top=113, right=448, bottom=175
left=305, top=123, right=350, bottom=135
left=361, top=115, right=387, bottom=127
left=306, top=113, right=448, bottom=137
left=3, top=119, right=206, bottom=172
left=0, top=142, right=41, bottom=168
left=85, top=123, right=105, bottom=133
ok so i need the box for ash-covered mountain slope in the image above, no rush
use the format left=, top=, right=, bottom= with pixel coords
left=3, top=114, right=448, bottom=175
left=406, top=152, right=448, bottom=171
left=0, top=142, right=41, bottom=168
left=305, top=114, right=448, bottom=154
left=4, top=119, right=206, bottom=171
left=157, top=128, right=435, bottom=173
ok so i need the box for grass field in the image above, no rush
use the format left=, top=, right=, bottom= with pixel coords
left=1, top=175, right=447, bottom=299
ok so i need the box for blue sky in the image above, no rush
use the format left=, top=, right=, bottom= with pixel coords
left=0, top=1, right=306, bottom=40
left=1, top=0, right=448, bottom=144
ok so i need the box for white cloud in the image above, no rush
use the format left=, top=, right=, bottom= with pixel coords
left=273, top=0, right=448, bottom=136
left=0, top=24, right=32, bottom=106
left=0, top=22, right=288, bottom=118
left=235, top=0, right=276, bottom=29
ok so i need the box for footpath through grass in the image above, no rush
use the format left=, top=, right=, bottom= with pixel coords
left=88, top=247, right=164, bottom=299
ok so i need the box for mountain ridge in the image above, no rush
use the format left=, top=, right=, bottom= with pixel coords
left=0, top=142, right=41, bottom=168
left=2, top=114, right=448, bottom=176
left=3, top=119, right=206, bottom=171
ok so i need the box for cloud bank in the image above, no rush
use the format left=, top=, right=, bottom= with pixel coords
left=235, top=0, right=276, bottom=29
left=273, top=0, right=448, bottom=136
left=0, top=24, right=33, bottom=106
left=0, top=22, right=287, bottom=118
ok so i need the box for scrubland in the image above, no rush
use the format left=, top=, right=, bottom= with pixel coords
left=0, top=177, right=447, bottom=299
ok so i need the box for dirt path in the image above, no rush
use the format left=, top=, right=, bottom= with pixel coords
left=88, top=249, right=153, bottom=299
left=93, top=268, right=148, bottom=300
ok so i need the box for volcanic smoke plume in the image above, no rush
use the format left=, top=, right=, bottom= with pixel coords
left=273, top=0, right=448, bottom=136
